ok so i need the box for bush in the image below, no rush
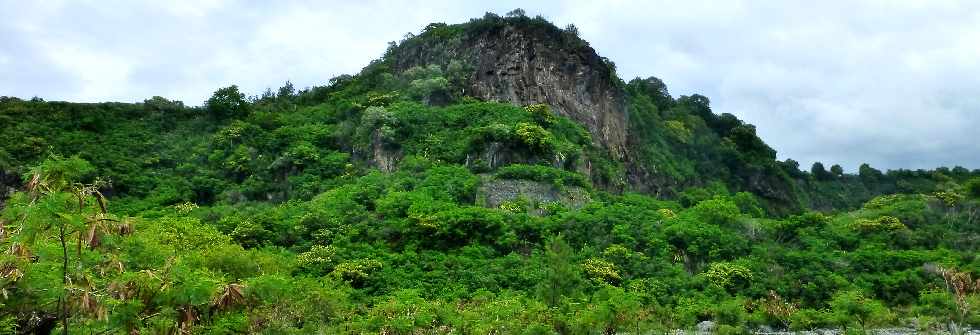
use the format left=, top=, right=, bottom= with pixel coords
left=703, top=261, right=753, bottom=291
left=912, top=289, right=957, bottom=328
left=582, top=258, right=621, bottom=285
left=850, top=215, right=905, bottom=233
left=690, top=197, right=742, bottom=227
left=418, top=165, right=479, bottom=202
left=514, top=122, right=556, bottom=152
left=525, top=104, right=556, bottom=125
left=966, top=177, right=980, bottom=199
left=789, top=308, right=832, bottom=330
left=495, top=164, right=590, bottom=188
left=714, top=298, right=748, bottom=327
left=206, top=85, right=249, bottom=119
left=829, top=290, right=894, bottom=331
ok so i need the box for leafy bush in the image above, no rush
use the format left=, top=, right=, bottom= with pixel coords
left=703, top=261, right=753, bottom=291
left=514, top=122, right=555, bottom=152
left=582, top=258, right=621, bottom=285
left=850, top=215, right=906, bottom=233
left=495, top=164, right=590, bottom=188
left=966, top=177, right=980, bottom=199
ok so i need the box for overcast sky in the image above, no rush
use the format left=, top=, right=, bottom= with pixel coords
left=2, top=1, right=979, bottom=171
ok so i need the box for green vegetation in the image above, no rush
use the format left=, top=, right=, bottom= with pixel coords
left=1, top=10, right=979, bottom=334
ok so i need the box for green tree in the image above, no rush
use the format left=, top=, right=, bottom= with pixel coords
left=811, top=162, right=832, bottom=181
left=403, top=64, right=450, bottom=104
left=703, top=261, right=753, bottom=292
left=206, top=85, right=249, bottom=119
left=536, top=235, right=583, bottom=307
left=858, top=163, right=883, bottom=183
left=5, top=156, right=107, bottom=334
left=628, top=77, right=674, bottom=110
left=965, top=177, right=980, bottom=199
left=830, top=164, right=844, bottom=177
left=579, top=286, right=645, bottom=334
left=829, top=290, right=893, bottom=332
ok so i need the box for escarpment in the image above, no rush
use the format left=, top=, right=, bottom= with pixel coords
left=386, top=20, right=628, bottom=159
left=351, top=15, right=823, bottom=213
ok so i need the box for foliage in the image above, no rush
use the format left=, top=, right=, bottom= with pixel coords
left=495, top=164, right=590, bottom=189
left=0, top=10, right=978, bottom=334
left=703, top=261, right=753, bottom=291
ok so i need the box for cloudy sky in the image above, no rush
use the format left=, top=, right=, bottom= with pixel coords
left=2, top=1, right=979, bottom=171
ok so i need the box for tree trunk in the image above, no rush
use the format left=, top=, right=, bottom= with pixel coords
left=59, top=225, right=69, bottom=335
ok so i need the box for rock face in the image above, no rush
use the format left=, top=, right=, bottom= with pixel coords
left=385, top=19, right=803, bottom=210
left=0, top=170, right=19, bottom=210
left=389, top=22, right=628, bottom=158
left=370, top=130, right=402, bottom=173
left=477, top=176, right=591, bottom=213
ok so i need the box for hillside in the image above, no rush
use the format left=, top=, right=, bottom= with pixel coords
left=0, top=11, right=979, bottom=334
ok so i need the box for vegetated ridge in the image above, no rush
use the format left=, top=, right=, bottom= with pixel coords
left=0, top=10, right=978, bottom=334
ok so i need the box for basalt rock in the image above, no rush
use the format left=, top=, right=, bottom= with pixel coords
left=388, top=20, right=628, bottom=159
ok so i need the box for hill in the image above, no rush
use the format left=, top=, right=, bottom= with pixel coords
left=0, top=10, right=978, bottom=334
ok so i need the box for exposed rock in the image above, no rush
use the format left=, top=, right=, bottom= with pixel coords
left=466, top=141, right=526, bottom=171
left=389, top=22, right=628, bottom=158
left=385, top=18, right=804, bottom=209
left=696, top=320, right=716, bottom=333
left=464, top=141, right=579, bottom=173
left=752, top=327, right=979, bottom=335
left=0, top=169, right=19, bottom=210
left=738, top=164, right=801, bottom=214
left=369, top=129, right=402, bottom=173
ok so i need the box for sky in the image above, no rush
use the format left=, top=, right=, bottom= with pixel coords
left=2, top=1, right=979, bottom=172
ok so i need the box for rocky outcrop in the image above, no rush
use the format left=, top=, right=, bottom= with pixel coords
left=369, top=130, right=401, bottom=173
left=0, top=170, right=19, bottom=210
left=389, top=21, right=628, bottom=158
left=384, top=18, right=804, bottom=211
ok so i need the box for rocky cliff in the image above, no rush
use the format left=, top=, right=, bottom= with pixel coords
left=386, top=16, right=628, bottom=159
left=377, top=14, right=805, bottom=213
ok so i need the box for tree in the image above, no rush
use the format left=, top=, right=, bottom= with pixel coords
left=403, top=65, right=450, bottom=105
left=859, top=163, right=883, bottom=183
left=676, top=94, right=712, bottom=122
left=445, top=60, right=470, bottom=97
left=536, top=235, right=583, bottom=307
left=581, top=286, right=644, bottom=334
left=143, top=96, right=184, bottom=113
left=703, top=261, right=753, bottom=292
left=726, top=124, right=776, bottom=161
left=627, top=77, right=674, bottom=110
left=965, top=177, right=980, bottom=199
left=781, top=159, right=806, bottom=178
left=830, top=164, right=844, bottom=177
left=811, top=162, right=832, bottom=181
left=515, top=122, right=556, bottom=153
left=206, top=85, right=249, bottom=119
left=6, top=156, right=110, bottom=334
left=829, top=290, right=892, bottom=332
left=143, top=96, right=186, bottom=128
left=664, top=217, right=745, bottom=272
left=277, top=81, right=295, bottom=99
left=564, top=24, right=580, bottom=36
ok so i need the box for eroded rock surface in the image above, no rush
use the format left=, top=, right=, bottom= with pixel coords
left=389, top=23, right=628, bottom=158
